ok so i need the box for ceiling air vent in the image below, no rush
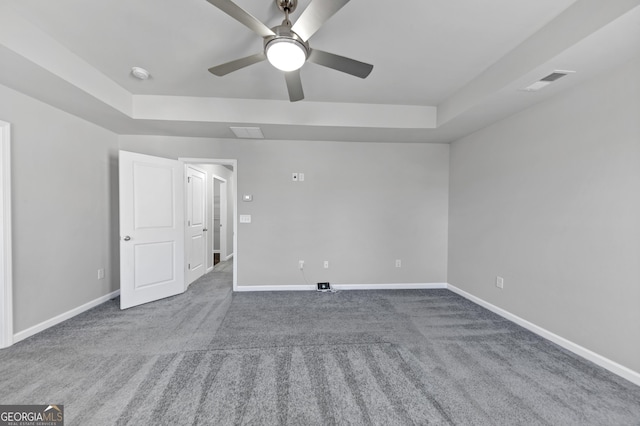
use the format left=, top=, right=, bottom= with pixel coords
left=521, top=70, right=575, bottom=92
left=230, top=127, right=264, bottom=139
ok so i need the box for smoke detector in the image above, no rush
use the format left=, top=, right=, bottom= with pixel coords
left=131, top=67, right=150, bottom=80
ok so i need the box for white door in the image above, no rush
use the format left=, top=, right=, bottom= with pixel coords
left=186, top=166, right=206, bottom=285
left=119, top=151, right=185, bottom=309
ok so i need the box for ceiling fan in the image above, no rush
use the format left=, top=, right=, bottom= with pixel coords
left=206, top=0, right=374, bottom=102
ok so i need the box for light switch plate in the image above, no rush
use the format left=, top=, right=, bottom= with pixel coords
left=239, top=215, right=252, bottom=223
left=242, top=194, right=253, bottom=202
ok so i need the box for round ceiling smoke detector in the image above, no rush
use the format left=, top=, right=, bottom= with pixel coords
left=131, top=67, right=150, bottom=80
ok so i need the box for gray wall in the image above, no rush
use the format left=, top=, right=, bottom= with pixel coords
left=119, top=137, right=449, bottom=287
left=448, top=55, right=640, bottom=373
left=0, top=84, right=119, bottom=333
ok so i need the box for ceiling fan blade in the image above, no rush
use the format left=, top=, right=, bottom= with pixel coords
left=308, top=49, right=373, bottom=78
left=284, top=70, right=304, bottom=102
left=292, top=0, right=350, bottom=41
left=208, top=52, right=266, bottom=76
left=205, top=0, right=275, bottom=38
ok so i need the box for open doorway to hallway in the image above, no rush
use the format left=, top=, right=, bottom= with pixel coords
left=119, top=152, right=238, bottom=310
left=180, top=158, right=236, bottom=290
left=212, top=175, right=228, bottom=268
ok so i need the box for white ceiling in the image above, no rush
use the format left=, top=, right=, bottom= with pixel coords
left=1, top=0, right=639, bottom=143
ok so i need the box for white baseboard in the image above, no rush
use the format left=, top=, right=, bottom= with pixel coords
left=234, top=284, right=315, bottom=292
left=234, top=283, right=447, bottom=292
left=13, top=290, right=120, bottom=344
left=334, top=283, right=447, bottom=291
left=447, top=284, right=640, bottom=387
left=224, top=253, right=234, bottom=261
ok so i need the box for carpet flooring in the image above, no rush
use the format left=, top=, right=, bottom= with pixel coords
left=1, top=262, right=639, bottom=425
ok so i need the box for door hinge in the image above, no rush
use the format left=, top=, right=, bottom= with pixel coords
left=188, top=220, right=191, bottom=226
left=187, top=177, right=191, bottom=183
left=188, top=263, right=191, bottom=270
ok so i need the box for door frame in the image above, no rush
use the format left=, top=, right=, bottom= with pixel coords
left=180, top=158, right=238, bottom=291
left=211, top=175, right=228, bottom=262
left=0, top=120, right=13, bottom=348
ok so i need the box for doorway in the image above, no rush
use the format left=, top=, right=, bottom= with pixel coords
left=119, top=153, right=238, bottom=310
left=180, top=158, right=237, bottom=291
left=212, top=175, right=228, bottom=267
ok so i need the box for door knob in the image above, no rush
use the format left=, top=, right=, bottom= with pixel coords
left=203, top=228, right=208, bottom=232
left=123, top=236, right=131, bottom=241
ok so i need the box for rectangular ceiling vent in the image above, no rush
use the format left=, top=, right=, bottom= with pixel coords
left=540, top=72, right=569, bottom=82
left=521, top=70, right=575, bottom=92
left=230, top=126, right=264, bottom=139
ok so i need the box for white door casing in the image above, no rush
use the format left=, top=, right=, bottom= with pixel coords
left=119, top=151, right=185, bottom=309
left=213, top=176, right=228, bottom=260
left=186, top=166, right=206, bottom=286
left=0, top=120, right=12, bottom=348
left=220, top=180, right=228, bottom=259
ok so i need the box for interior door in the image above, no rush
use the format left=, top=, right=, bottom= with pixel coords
left=119, top=151, right=185, bottom=309
left=186, top=166, right=206, bottom=285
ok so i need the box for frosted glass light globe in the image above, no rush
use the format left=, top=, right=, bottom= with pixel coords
left=266, top=39, right=306, bottom=72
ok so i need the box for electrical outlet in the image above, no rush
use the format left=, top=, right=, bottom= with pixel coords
left=496, top=276, right=504, bottom=289
left=317, top=282, right=331, bottom=291
left=395, top=259, right=402, bottom=268
left=323, top=260, right=329, bottom=269
left=97, top=268, right=105, bottom=280
left=299, top=260, right=304, bottom=270
left=299, top=173, right=305, bottom=181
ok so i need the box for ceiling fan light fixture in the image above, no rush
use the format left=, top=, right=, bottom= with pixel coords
left=265, top=38, right=307, bottom=72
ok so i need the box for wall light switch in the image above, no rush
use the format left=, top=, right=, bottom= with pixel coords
left=292, top=173, right=298, bottom=181
left=323, top=260, right=329, bottom=269
left=242, top=194, right=253, bottom=202
left=239, top=215, right=252, bottom=223
left=496, top=276, right=504, bottom=289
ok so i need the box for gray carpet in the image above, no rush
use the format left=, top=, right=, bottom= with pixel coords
left=1, top=262, right=639, bottom=425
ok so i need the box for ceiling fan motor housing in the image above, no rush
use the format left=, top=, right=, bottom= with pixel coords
left=276, top=0, right=297, bottom=14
